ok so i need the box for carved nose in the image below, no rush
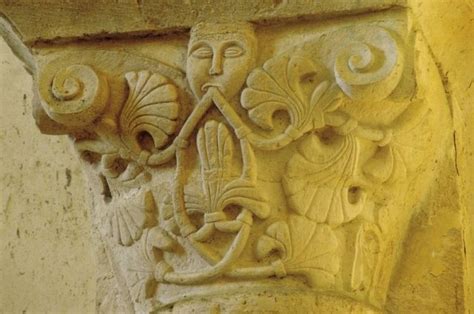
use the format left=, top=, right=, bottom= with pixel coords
left=209, top=55, right=223, bottom=75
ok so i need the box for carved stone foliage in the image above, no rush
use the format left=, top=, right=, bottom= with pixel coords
left=283, top=133, right=364, bottom=226
left=256, top=214, right=340, bottom=289
left=31, top=12, right=446, bottom=313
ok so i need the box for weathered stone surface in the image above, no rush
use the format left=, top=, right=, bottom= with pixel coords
left=0, top=1, right=472, bottom=313
left=0, top=0, right=405, bottom=44
left=0, top=38, right=95, bottom=312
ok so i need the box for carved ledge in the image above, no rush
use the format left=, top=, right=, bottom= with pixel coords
left=1, top=2, right=457, bottom=313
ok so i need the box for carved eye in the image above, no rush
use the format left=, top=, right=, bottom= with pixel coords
left=224, top=45, right=244, bottom=58
left=191, top=46, right=213, bottom=59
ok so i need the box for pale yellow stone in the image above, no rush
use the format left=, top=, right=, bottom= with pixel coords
left=0, top=38, right=96, bottom=312
left=0, top=1, right=472, bottom=313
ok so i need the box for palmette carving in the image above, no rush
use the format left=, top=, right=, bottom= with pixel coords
left=64, top=68, right=182, bottom=191
left=242, top=55, right=342, bottom=134
left=108, top=190, right=156, bottom=246
left=256, top=214, right=340, bottom=289
left=185, top=120, right=269, bottom=242
left=32, top=17, right=445, bottom=312
left=283, top=132, right=366, bottom=226
left=120, top=71, right=179, bottom=153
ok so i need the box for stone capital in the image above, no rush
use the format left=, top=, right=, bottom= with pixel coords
left=1, top=1, right=468, bottom=312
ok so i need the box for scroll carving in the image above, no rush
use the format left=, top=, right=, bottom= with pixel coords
left=30, top=15, right=447, bottom=312
left=38, top=63, right=109, bottom=127
left=333, top=26, right=404, bottom=101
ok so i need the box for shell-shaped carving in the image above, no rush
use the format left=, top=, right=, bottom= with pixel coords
left=189, top=121, right=270, bottom=219
left=241, top=55, right=342, bottom=133
left=283, top=133, right=366, bottom=226
left=108, top=190, right=156, bottom=246
left=333, top=26, right=404, bottom=101
left=38, top=64, right=109, bottom=127
left=120, top=70, right=179, bottom=153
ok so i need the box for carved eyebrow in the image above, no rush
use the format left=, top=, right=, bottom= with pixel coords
left=222, top=40, right=245, bottom=50
left=188, top=41, right=212, bottom=56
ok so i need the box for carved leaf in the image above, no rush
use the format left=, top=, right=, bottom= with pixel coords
left=128, top=238, right=156, bottom=305
left=363, top=101, right=431, bottom=183
left=362, top=145, right=396, bottom=183
left=351, top=223, right=383, bottom=292
left=158, top=194, right=180, bottom=236
left=127, top=229, right=158, bottom=306
left=255, top=221, right=290, bottom=260
left=196, top=120, right=234, bottom=213
left=147, top=225, right=177, bottom=252
left=283, top=133, right=366, bottom=226
left=120, top=70, right=179, bottom=153
left=109, top=190, right=156, bottom=246
left=127, top=226, right=176, bottom=307
left=219, top=179, right=270, bottom=219
left=191, top=121, right=270, bottom=218
left=256, top=214, right=339, bottom=288
left=129, top=269, right=155, bottom=306
left=241, top=55, right=342, bottom=132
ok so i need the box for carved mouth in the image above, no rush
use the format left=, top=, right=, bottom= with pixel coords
left=201, top=82, right=223, bottom=92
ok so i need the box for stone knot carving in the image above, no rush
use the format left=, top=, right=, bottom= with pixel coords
left=31, top=16, right=446, bottom=313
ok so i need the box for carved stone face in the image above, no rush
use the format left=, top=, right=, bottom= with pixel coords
left=186, top=23, right=256, bottom=99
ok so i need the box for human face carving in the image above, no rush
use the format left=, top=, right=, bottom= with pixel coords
left=187, top=30, right=256, bottom=100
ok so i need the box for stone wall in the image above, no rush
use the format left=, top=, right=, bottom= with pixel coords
left=409, top=1, right=474, bottom=310
left=0, top=37, right=96, bottom=312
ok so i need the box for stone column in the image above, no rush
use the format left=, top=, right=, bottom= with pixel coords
left=0, top=1, right=469, bottom=312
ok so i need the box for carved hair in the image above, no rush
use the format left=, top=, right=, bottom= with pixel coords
left=190, top=21, right=256, bottom=39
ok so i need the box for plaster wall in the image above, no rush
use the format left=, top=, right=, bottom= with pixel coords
left=0, top=37, right=96, bottom=313
left=409, top=1, right=474, bottom=311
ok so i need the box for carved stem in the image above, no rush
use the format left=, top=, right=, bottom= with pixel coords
left=74, top=138, right=116, bottom=155
left=226, top=265, right=277, bottom=279
left=162, top=211, right=252, bottom=284
left=188, top=241, right=284, bottom=280
left=148, top=89, right=214, bottom=166
left=325, top=111, right=385, bottom=141
left=182, top=245, right=284, bottom=281
left=146, top=144, right=177, bottom=166
left=171, top=92, right=215, bottom=236
left=172, top=147, right=197, bottom=237
left=239, top=138, right=257, bottom=182
left=247, top=128, right=300, bottom=150
left=211, top=89, right=302, bottom=150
